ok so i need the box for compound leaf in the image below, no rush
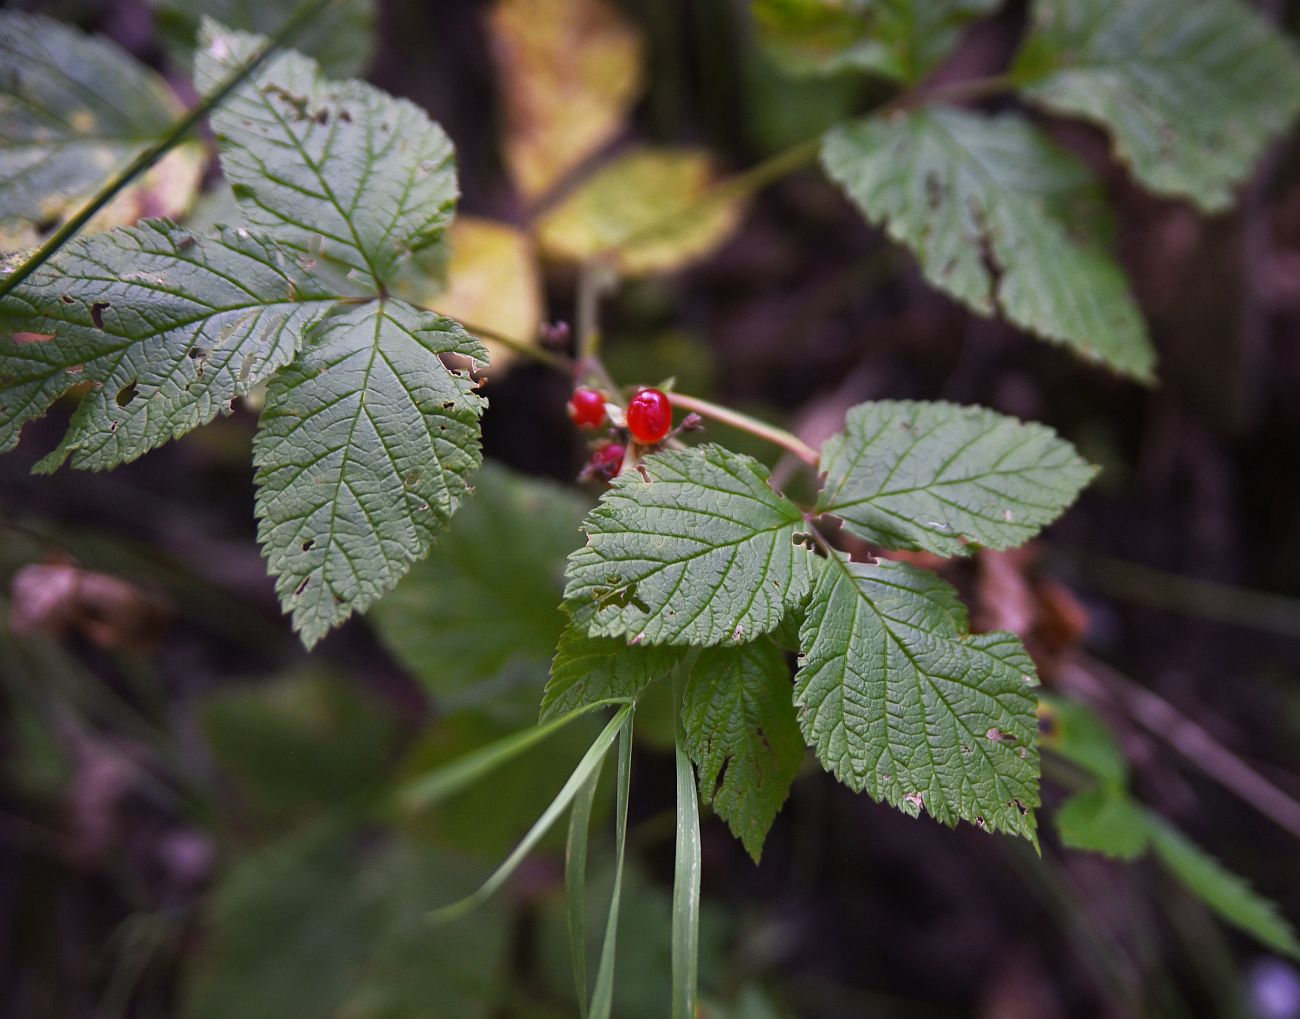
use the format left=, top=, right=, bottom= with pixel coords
left=0, top=11, right=203, bottom=248
left=822, top=107, right=1154, bottom=381
left=0, top=219, right=338, bottom=469
left=542, top=623, right=687, bottom=721
left=253, top=300, right=485, bottom=648
left=795, top=554, right=1039, bottom=840
left=195, top=20, right=457, bottom=291
left=682, top=640, right=803, bottom=861
left=816, top=400, right=1096, bottom=557
left=563, top=445, right=813, bottom=647
left=1014, top=0, right=1300, bottom=213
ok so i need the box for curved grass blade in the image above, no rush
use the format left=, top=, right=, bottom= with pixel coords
left=428, top=704, right=631, bottom=925
left=590, top=708, right=635, bottom=1019
left=0, top=0, right=338, bottom=298
left=672, top=676, right=702, bottom=1019
left=395, top=706, right=591, bottom=812
left=566, top=760, right=603, bottom=1018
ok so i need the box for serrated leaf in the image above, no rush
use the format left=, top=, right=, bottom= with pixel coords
left=253, top=300, right=485, bottom=648
left=0, top=12, right=203, bottom=248
left=1146, top=813, right=1300, bottom=959
left=822, top=107, right=1155, bottom=381
left=752, top=0, right=999, bottom=83
left=1055, top=786, right=1149, bottom=860
left=156, top=0, right=377, bottom=78
left=563, top=445, right=813, bottom=647
left=816, top=400, right=1097, bottom=557
left=1013, top=0, right=1300, bottom=213
left=682, top=641, right=803, bottom=861
left=195, top=20, right=456, bottom=291
left=371, top=463, right=586, bottom=715
left=542, top=623, right=686, bottom=721
left=536, top=148, right=745, bottom=277
left=489, top=0, right=642, bottom=201
left=795, top=554, right=1039, bottom=839
left=0, top=219, right=338, bottom=468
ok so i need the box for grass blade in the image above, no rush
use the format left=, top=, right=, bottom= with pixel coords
left=566, top=754, right=604, bottom=1018
left=428, top=704, right=631, bottom=925
left=590, top=707, right=635, bottom=1019
left=672, top=674, right=702, bottom=1019
left=0, top=0, right=338, bottom=298
left=396, top=706, right=591, bottom=812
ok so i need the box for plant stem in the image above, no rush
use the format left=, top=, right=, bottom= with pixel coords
left=669, top=392, right=820, bottom=466
left=443, top=313, right=573, bottom=372
left=0, top=0, right=340, bottom=297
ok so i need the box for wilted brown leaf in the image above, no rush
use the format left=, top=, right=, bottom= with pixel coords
left=488, top=0, right=642, bottom=201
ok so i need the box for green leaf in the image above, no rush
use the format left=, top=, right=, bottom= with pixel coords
left=671, top=683, right=702, bottom=1019
left=0, top=12, right=203, bottom=248
left=590, top=712, right=635, bottom=1019
left=566, top=761, right=603, bottom=1019
left=751, top=0, right=998, bottom=83
left=371, top=463, right=587, bottom=714
left=1037, top=693, right=1128, bottom=787
left=1013, top=0, right=1300, bottom=213
left=543, top=623, right=687, bottom=722
left=1054, top=786, right=1149, bottom=860
left=795, top=554, right=1039, bottom=840
left=563, top=445, right=813, bottom=646
left=816, top=400, right=1097, bottom=557
left=195, top=20, right=457, bottom=291
left=156, top=0, right=377, bottom=78
left=1145, top=813, right=1300, bottom=959
left=682, top=641, right=803, bottom=861
left=252, top=300, right=485, bottom=648
left=822, top=107, right=1155, bottom=381
left=0, top=220, right=338, bottom=468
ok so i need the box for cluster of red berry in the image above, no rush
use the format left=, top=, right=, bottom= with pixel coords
left=568, top=386, right=674, bottom=481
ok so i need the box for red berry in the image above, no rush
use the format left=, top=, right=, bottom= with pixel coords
left=584, top=443, right=625, bottom=482
left=567, top=387, right=607, bottom=428
left=626, top=388, right=672, bottom=444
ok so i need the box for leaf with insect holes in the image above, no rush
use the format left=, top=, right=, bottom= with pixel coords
left=822, top=107, right=1155, bottom=381
left=194, top=19, right=457, bottom=292
left=563, top=445, right=814, bottom=647
left=253, top=300, right=485, bottom=649
left=682, top=640, right=803, bottom=861
left=795, top=554, right=1040, bottom=840
left=0, top=12, right=203, bottom=249
left=816, top=400, right=1097, bottom=557
left=0, top=219, right=340, bottom=469
left=1013, top=0, right=1300, bottom=213
left=752, top=0, right=999, bottom=84
left=541, top=622, right=687, bottom=721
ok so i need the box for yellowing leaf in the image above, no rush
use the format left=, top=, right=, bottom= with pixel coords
left=536, top=148, right=745, bottom=276
left=489, top=0, right=642, bottom=201
left=429, top=217, right=544, bottom=369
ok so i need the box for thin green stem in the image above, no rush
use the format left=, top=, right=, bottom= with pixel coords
left=440, top=312, right=573, bottom=372
left=669, top=391, right=820, bottom=466
left=0, top=0, right=340, bottom=297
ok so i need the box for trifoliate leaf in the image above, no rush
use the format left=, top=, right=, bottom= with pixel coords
left=1146, top=814, right=1300, bottom=959
left=795, top=554, right=1039, bottom=840
left=541, top=623, right=686, bottom=721
left=822, top=107, right=1155, bottom=381
left=816, top=400, right=1097, bottom=557
left=488, top=0, right=643, bottom=200
left=682, top=640, right=803, bottom=861
left=563, top=445, right=813, bottom=646
left=1054, top=786, right=1149, bottom=860
left=0, top=220, right=338, bottom=468
left=1013, top=0, right=1300, bottom=213
left=0, top=12, right=203, bottom=248
left=195, top=20, right=457, bottom=291
left=253, top=300, right=485, bottom=648
left=536, top=148, right=745, bottom=277
left=156, top=0, right=377, bottom=78
left=751, top=0, right=999, bottom=84
left=371, top=463, right=586, bottom=715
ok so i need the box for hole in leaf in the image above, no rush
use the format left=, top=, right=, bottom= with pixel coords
left=294, top=577, right=310, bottom=597
left=301, top=539, right=316, bottom=551
left=115, top=381, right=138, bottom=407
left=90, top=302, right=110, bottom=329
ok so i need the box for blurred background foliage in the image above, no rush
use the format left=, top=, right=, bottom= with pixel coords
left=3, top=0, right=1300, bottom=1017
